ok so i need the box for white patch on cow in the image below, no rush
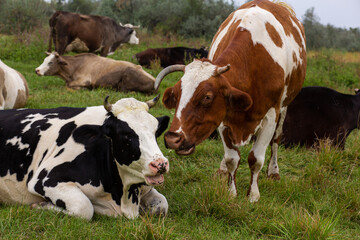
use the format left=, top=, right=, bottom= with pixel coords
left=128, top=31, right=139, bottom=45
left=0, top=60, right=27, bottom=109
left=6, top=136, right=29, bottom=151
left=35, top=53, right=56, bottom=76
left=249, top=107, right=277, bottom=203
left=21, top=113, right=58, bottom=134
left=176, top=60, right=216, bottom=122
left=209, top=6, right=304, bottom=79
left=218, top=123, right=240, bottom=196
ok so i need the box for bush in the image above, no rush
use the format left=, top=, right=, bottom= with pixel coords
left=0, top=0, right=50, bottom=34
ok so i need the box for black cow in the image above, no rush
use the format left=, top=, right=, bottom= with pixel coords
left=282, top=86, right=360, bottom=149
left=135, top=47, right=208, bottom=68
left=0, top=96, right=170, bottom=220
left=48, top=11, right=139, bottom=56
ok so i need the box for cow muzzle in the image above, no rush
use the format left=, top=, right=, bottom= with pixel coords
left=145, top=158, right=169, bottom=186
left=35, top=69, right=43, bottom=76
left=164, top=131, right=195, bottom=155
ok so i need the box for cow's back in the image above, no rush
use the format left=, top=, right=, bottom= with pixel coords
left=282, top=87, right=358, bottom=148
left=209, top=0, right=306, bottom=110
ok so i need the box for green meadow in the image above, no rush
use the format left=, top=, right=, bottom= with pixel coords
left=0, top=30, right=359, bottom=239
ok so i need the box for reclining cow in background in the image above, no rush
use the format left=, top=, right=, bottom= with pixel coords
left=0, top=60, right=29, bottom=110
left=48, top=11, right=139, bottom=56
left=282, top=86, right=360, bottom=149
left=35, top=52, right=156, bottom=94
left=0, top=95, right=170, bottom=220
left=155, top=0, right=306, bottom=202
left=135, top=46, right=208, bottom=68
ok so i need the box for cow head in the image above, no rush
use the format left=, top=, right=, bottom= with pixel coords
left=35, top=52, right=67, bottom=76
left=155, top=59, right=253, bottom=155
left=119, top=23, right=139, bottom=45
left=102, top=95, right=170, bottom=186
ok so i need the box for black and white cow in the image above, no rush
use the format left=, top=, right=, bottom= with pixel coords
left=0, top=96, right=170, bottom=220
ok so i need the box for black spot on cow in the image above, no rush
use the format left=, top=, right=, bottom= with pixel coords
left=54, top=148, right=64, bottom=158
left=56, top=199, right=66, bottom=209
left=102, top=114, right=141, bottom=166
left=155, top=116, right=170, bottom=138
left=128, top=183, right=146, bottom=205
left=57, top=121, right=77, bottom=146
left=34, top=169, right=48, bottom=196
left=0, top=107, right=86, bottom=182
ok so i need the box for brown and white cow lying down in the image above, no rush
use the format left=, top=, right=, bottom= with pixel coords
left=155, top=0, right=306, bottom=202
left=0, top=60, right=29, bottom=110
left=282, top=86, right=360, bottom=149
left=35, top=52, right=156, bottom=94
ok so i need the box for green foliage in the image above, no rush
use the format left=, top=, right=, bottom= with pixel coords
left=0, top=0, right=51, bottom=34
left=302, top=7, right=360, bottom=51
left=304, top=49, right=360, bottom=89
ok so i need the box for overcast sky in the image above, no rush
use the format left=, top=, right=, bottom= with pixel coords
left=233, top=0, right=360, bottom=29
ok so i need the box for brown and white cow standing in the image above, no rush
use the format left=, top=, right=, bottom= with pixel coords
left=35, top=52, right=156, bottom=94
left=155, top=0, right=306, bottom=202
left=0, top=60, right=29, bottom=110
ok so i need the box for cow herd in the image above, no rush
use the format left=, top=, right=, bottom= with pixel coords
left=0, top=0, right=359, bottom=220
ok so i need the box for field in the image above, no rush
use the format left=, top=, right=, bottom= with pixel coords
left=0, top=30, right=360, bottom=239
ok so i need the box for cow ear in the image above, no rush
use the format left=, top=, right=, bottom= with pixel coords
left=163, top=87, right=177, bottom=109
left=58, top=58, right=68, bottom=65
left=155, top=116, right=170, bottom=138
left=226, top=87, right=253, bottom=112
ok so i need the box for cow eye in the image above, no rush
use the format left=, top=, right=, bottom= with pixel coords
left=201, top=93, right=214, bottom=105
left=48, top=62, right=53, bottom=65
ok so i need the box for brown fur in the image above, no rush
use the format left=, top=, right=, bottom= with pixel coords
left=48, top=11, right=135, bottom=56
left=39, top=53, right=155, bottom=94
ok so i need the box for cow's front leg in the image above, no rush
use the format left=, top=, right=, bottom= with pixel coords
left=218, top=123, right=241, bottom=197
left=28, top=181, right=94, bottom=220
left=248, top=108, right=277, bottom=202
left=67, top=80, right=91, bottom=90
left=139, top=186, right=168, bottom=216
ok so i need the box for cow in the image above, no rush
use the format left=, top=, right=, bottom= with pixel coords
left=35, top=52, right=156, bottom=94
left=135, top=47, right=208, bottom=68
left=48, top=11, right=139, bottom=56
left=0, top=95, right=170, bottom=220
left=0, top=60, right=29, bottom=110
left=282, top=86, right=360, bottom=149
left=154, top=0, right=306, bottom=202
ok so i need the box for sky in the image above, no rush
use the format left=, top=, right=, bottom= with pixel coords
left=233, top=0, right=360, bottom=29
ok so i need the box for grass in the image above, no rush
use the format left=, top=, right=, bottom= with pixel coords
left=0, top=30, right=360, bottom=239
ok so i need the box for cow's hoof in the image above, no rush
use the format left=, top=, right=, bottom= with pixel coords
left=30, top=201, right=49, bottom=209
left=216, top=169, right=228, bottom=177
left=267, top=173, right=281, bottom=180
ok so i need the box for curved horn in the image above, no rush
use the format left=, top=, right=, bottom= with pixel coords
left=146, top=94, right=160, bottom=109
left=216, top=64, right=230, bottom=75
left=104, top=96, right=112, bottom=112
left=154, top=64, right=185, bottom=92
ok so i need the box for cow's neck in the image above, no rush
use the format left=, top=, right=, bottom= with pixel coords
left=58, top=56, right=80, bottom=83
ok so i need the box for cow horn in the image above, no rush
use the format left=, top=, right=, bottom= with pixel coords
left=146, top=94, right=160, bottom=109
left=216, top=64, right=230, bottom=75
left=154, top=65, right=185, bottom=92
left=45, top=51, right=51, bottom=56
left=132, top=25, right=140, bottom=29
left=104, top=96, right=112, bottom=112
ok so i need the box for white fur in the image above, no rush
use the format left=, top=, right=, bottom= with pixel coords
left=249, top=107, right=277, bottom=202
left=0, top=60, right=27, bottom=109
left=176, top=60, right=216, bottom=122
left=35, top=54, right=55, bottom=76
left=209, top=6, right=305, bottom=79
left=128, top=31, right=139, bottom=45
